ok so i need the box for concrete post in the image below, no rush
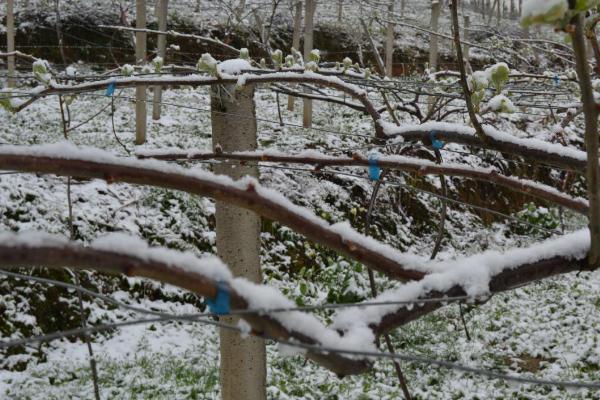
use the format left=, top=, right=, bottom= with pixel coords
left=152, top=0, right=168, bottom=120
left=288, top=0, right=302, bottom=111
left=429, top=1, right=441, bottom=71
left=303, top=0, right=316, bottom=128
left=135, top=0, right=147, bottom=144
left=463, top=15, right=470, bottom=66
left=385, top=1, right=394, bottom=77
left=7, top=0, right=15, bottom=88
left=210, top=84, right=266, bottom=400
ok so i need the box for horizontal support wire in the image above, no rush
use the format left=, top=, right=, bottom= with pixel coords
left=0, top=274, right=597, bottom=390
left=0, top=269, right=478, bottom=317
left=178, top=159, right=572, bottom=235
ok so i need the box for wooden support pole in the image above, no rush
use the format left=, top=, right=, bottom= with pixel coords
left=135, top=0, right=147, bottom=144
left=569, top=2, right=600, bottom=268
left=496, top=0, right=501, bottom=26
left=463, top=15, right=471, bottom=73
left=385, top=1, right=394, bottom=77
left=7, top=0, right=15, bottom=88
left=361, top=18, right=385, bottom=75
left=303, top=0, right=316, bottom=128
left=210, top=83, right=266, bottom=400
left=288, top=0, right=302, bottom=111
left=152, top=0, right=168, bottom=121
left=429, top=0, right=441, bottom=71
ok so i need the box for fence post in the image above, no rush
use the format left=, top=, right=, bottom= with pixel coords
left=152, top=0, right=168, bottom=121
left=303, top=0, right=316, bottom=128
left=210, top=83, right=266, bottom=400
left=385, top=1, right=394, bottom=77
left=7, top=0, right=15, bottom=88
left=288, top=0, right=302, bottom=111
left=429, top=0, right=441, bottom=72
left=463, top=15, right=471, bottom=73
left=496, top=0, right=501, bottom=26
left=135, top=0, right=147, bottom=144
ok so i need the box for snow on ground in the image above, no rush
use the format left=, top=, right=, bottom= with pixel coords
left=0, top=69, right=598, bottom=399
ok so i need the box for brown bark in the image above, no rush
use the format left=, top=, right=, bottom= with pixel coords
left=0, top=238, right=370, bottom=376
left=139, top=150, right=589, bottom=215
left=13, top=73, right=384, bottom=138
left=570, top=3, right=600, bottom=268
left=0, top=151, right=424, bottom=281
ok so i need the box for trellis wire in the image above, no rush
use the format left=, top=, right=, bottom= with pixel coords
left=0, top=300, right=598, bottom=390
left=184, top=159, right=571, bottom=235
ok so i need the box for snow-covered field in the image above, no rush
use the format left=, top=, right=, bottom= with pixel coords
left=1, top=0, right=599, bottom=398
left=0, top=78, right=597, bottom=399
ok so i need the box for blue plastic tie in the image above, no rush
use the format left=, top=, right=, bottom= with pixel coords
left=429, top=130, right=445, bottom=150
left=553, top=74, right=560, bottom=87
left=105, top=80, right=116, bottom=97
left=206, top=281, right=231, bottom=315
left=368, top=154, right=381, bottom=181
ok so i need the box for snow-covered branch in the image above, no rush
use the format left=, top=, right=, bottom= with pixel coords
left=98, top=25, right=241, bottom=55
left=137, top=149, right=589, bottom=214
left=0, top=50, right=40, bottom=63
left=0, top=231, right=372, bottom=376
left=0, top=142, right=425, bottom=281
left=334, top=229, right=591, bottom=337
left=12, top=71, right=384, bottom=137
left=384, top=121, right=588, bottom=172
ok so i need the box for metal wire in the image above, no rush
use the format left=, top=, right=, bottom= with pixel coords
left=1, top=298, right=599, bottom=390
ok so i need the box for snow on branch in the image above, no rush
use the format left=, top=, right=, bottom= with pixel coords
left=137, top=148, right=589, bottom=215
left=0, top=231, right=372, bottom=376
left=98, top=25, right=241, bottom=55
left=0, top=142, right=426, bottom=281
left=11, top=71, right=384, bottom=137
left=0, top=50, right=40, bottom=63
left=333, top=229, right=591, bottom=337
left=384, top=121, right=588, bottom=172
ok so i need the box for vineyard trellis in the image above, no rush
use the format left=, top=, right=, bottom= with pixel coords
left=1, top=0, right=600, bottom=399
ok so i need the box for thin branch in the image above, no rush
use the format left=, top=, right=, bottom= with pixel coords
left=0, top=145, right=426, bottom=281
left=11, top=72, right=385, bottom=137
left=0, top=232, right=369, bottom=376
left=385, top=123, right=589, bottom=173
left=449, top=0, right=487, bottom=143
left=137, top=149, right=589, bottom=214
left=98, top=25, right=241, bottom=55
left=569, top=3, right=600, bottom=268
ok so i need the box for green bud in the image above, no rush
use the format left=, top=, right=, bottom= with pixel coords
left=0, top=92, right=15, bottom=113
left=489, top=63, right=510, bottom=94
left=197, top=53, right=219, bottom=76
left=152, top=56, right=164, bottom=73
left=272, top=49, right=283, bottom=69
left=309, top=49, right=320, bottom=63
left=121, top=64, right=135, bottom=76
left=305, top=61, right=318, bottom=72
left=285, top=54, right=295, bottom=67
left=33, top=60, right=52, bottom=85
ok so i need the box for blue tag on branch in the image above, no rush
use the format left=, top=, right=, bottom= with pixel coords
left=553, top=74, right=560, bottom=87
left=105, top=80, right=116, bottom=97
left=206, top=281, right=231, bottom=315
left=429, top=130, right=445, bottom=150
left=368, top=154, right=381, bottom=181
